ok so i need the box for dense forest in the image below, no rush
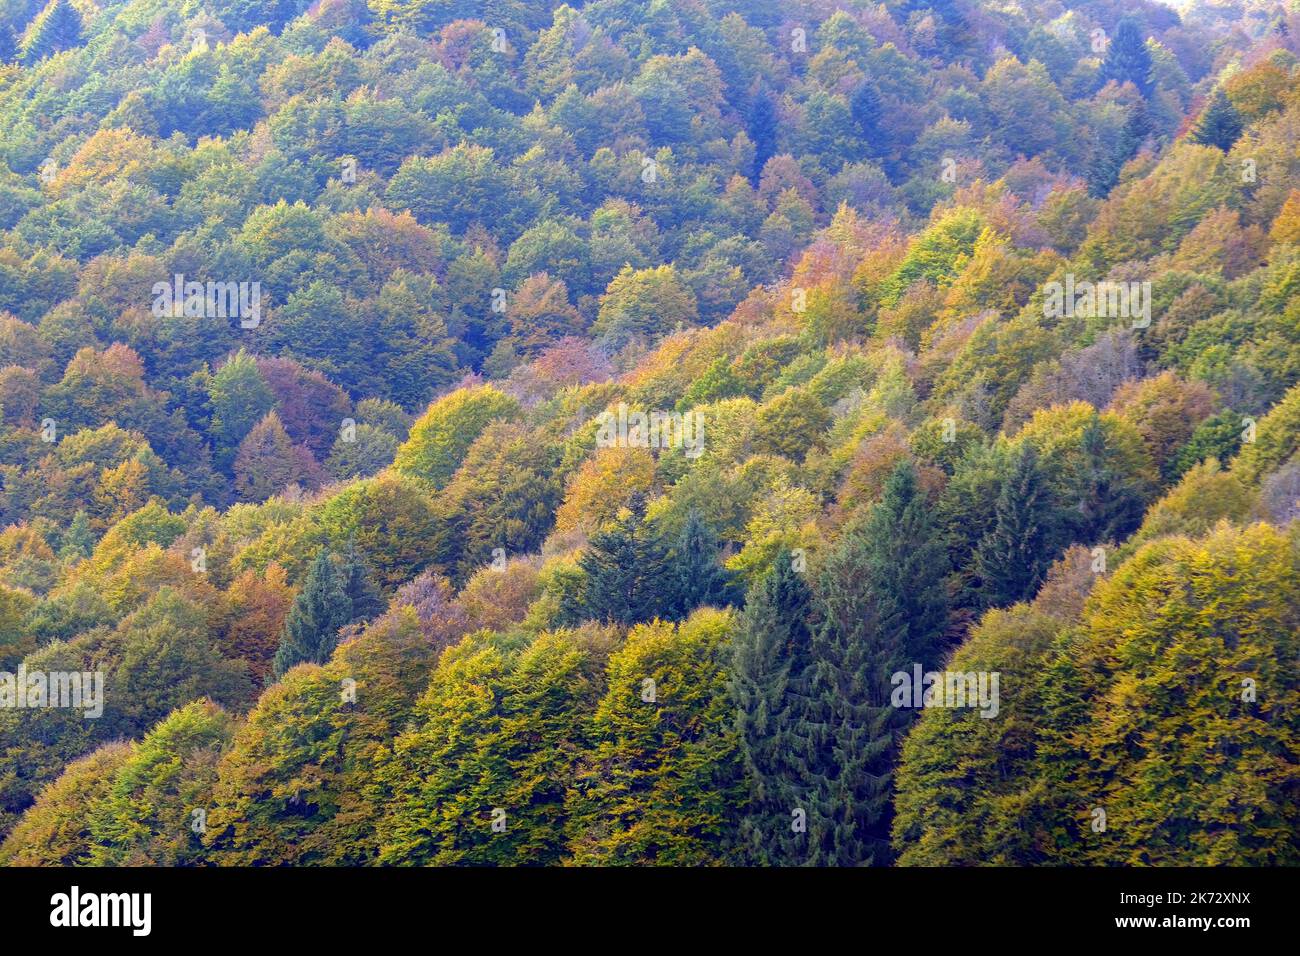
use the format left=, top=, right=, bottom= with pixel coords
left=0, top=0, right=1295, bottom=867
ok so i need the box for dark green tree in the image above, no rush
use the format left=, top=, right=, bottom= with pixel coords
left=1071, top=418, right=1150, bottom=545
left=339, top=537, right=383, bottom=623
left=971, top=445, right=1058, bottom=608
left=271, top=549, right=353, bottom=680
left=668, top=509, right=731, bottom=620
left=577, top=492, right=671, bottom=626
left=850, top=82, right=885, bottom=155
left=730, top=549, right=815, bottom=865
left=1189, top=89, right=1244, bottom=152
left=57, top=510, right=93, bottom=562
left=793, top=515, right=904, bottom=866
left=0, top=24, right=17, bottom=64
left=748, top=89, right=778, bottom=183
left=785, top=463, right=950, bottom=866
left=862, top=461, right=951, bottom=666
left=1086, top=100, right=1150, bottom=197
left=1099, top=17, right=1153, bottom=96
left=20, top=0, right=82, bottom=64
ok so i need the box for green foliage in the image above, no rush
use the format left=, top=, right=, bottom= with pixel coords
left=393, top=385, right=519, bottom=488
left=271, top=543, right=380, bottom=680
left=971, top=445, right=1060, bottom=608
left=1099, top=17, right=1153, bottom=97
left=1191, top=89, right=1245, bottom=152
left=375, top=625, right=612, bottom=865
left=731, top=549, right=815, bottom=865
left=20, top=0, right=82, bottom=65
left=576, top=491, right=672, bottom=627
left=566, top=609, right=743, bottom=865
left=86, top=700, right=234, bottom=866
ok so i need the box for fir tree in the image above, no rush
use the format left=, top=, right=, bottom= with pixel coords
left=271, top=549, right=353, bottom=680
left=0, top=24, right=17, bottom=64
left=785, top=463, right=951, bottom=866
left=339, top=537, right=383, bottom=623
left=860, top=461, right=951, bottom=667
left=850, top=82, right=885, bottom=155
left=748, top=88, right=778, bottom=183
left=1072, top=418, right=1149, bottom=545
left=21, top=0, right=82, bottom=65
left=1086, top=100, right=1150, bottom=197
left=793, top=514, right=905, bottom=866
left=731, top=549, right=815, bottom=865
left=1099, top=17, right=1153, bottom=97
left=1190, top=89, right=1244, bottom=152
left=971, top=445, right=1058, bottom=608
left=668, top=509, right=731, bottom=620
left=57, top=510, right=94, bottom=562
left=577, top=492, right=671, bottom=626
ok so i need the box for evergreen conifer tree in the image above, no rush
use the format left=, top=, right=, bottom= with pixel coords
left=850, top=82, right=885, bottom=154
left=58, top=510, right=94, bottom=561
left=972, top=445, right=1058, bottom=608
left=860, top=461, right=951, bottom=667
left=21, top=0, right=82, bottom=65
left=271, top=549, right=353, bottom=679
left=748, top=88, right=778, bottom=183
left=783, top=463, right=951, bottom=865
left=731, top=549, right=815, bottom=865
left=339, top=537, right=383, bottom=623
left=577, top=492, right=671, bottom=625
left=669, top=509, right=731, bottom=620
left=1099, top=17, right=1153, bottom=96
left=1190, top=88, right=1244, bottom=152
left=0, top=24, right=18, bottom=64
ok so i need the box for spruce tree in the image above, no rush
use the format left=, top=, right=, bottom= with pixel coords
left=971, top=445, right=1058, bottom=608
left=271, top=549, right=353, bottom=679
left=1086, top=100, right=1150, bottom=197
left=577, top=492, right=671, bottom=626
left=748, top=88, right=777, bottom=183
left=668, top=509, right=731, bottom=620
left=850, top=82, right=884, bottom=154
left=21, top=0, right=82, bottom=65
left=785, top=463, right=951, bottom=866
left=1190, top=89, right=1244, bottom=152
left=0, top=24, right=17, bottom=64
left=860, top=461, right=951, bottom=668
left=339, top=538, right=383, bottom=623
left=58, top=510, right=94, bottom=561
left=730, top=549, right=815, bottom=865
left=793, top=514, right=906, bottom=866
left=1072, top=418, right=1149, bottom=545
left=1099, top=17, right=1153, bottom=97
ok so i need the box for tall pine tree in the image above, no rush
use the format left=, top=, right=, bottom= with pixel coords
left=272, top=548, right=360, bottom=679
left=731, top=549, right=816, bottom=865
left=971, top=444, right=1059, bottom=608
left=850, top=82, right=885, bottom=156
left=20, top=0, right=82, bottom=65
left=786, top=463, right=950, bottom=865
left=1099, top=17, right=1153, bottom=97
left=0, top=24, right=17, bottom=64
left=748, top=87, right=778, bottom=184
left=339, top=537, right=383, bottom=623
left=1190, top=89, right=1244, bottom=152
left=668, top=509, right=731, bottom=620
left=577, top=492, right=672, bottom=626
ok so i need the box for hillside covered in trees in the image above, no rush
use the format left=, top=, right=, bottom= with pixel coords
left=0, top=0, right=1297, bottom=867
